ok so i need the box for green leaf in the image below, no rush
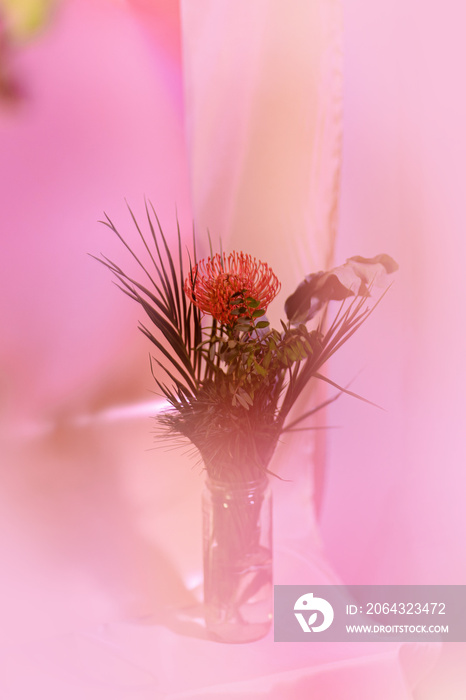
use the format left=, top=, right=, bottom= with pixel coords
left=263, top=351, right=272, bottom=370
left=254, top=361, right=268, bottom=377
left=303, top=338, right=313, bottom=353
left=284, top=346, right=298, bottom=362
left=255, top=320, right=270, bottom=329
left=252, top=308, right=266, bottom=318
left=238, top=388, right=254, bottom=405
left=245, top=297, right=260, bottom=308
left=236, top=323, right=253, bottom=333
left=296, top=341, right=309, bottom=359
left=236, top=392, right=251, bottom=410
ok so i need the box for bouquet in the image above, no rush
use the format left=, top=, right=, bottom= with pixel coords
left=95, top=204, right=397, bottom=483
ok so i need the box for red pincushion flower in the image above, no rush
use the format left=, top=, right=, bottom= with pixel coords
left=184, top=252, right=281, bottom=326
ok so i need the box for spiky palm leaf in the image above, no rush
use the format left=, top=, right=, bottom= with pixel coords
left=93, top=203, right=214, bottom=402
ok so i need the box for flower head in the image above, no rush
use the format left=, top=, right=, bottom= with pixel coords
left=184, top=252, right=280, bottom=326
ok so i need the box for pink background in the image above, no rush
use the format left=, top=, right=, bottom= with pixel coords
left=0, top=0, right=465, bottom=697
left=321, top=0, right=466, bottom=593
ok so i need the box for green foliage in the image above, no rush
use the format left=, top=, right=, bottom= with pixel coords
left=96, top=205, right=394, bottom=482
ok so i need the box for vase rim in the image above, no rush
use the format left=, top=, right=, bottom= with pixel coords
left=205, top=474, right=269, bottom=490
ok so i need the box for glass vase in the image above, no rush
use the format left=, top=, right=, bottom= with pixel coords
left=202, top=476, right=273, bottom=643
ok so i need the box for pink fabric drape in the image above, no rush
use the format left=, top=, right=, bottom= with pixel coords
left=321, top=0, right=466, bottom=590
left=181, top=0, right=341, bottom=308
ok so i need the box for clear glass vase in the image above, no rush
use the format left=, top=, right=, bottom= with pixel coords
left=202, top=476, right=273, bottom=643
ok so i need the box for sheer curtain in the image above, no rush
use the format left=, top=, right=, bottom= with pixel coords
left=180, top=0, right=343, bottom=580
left=321, top=0, right=466, bottom=591
left=321, top=6, right=466, bottom=693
